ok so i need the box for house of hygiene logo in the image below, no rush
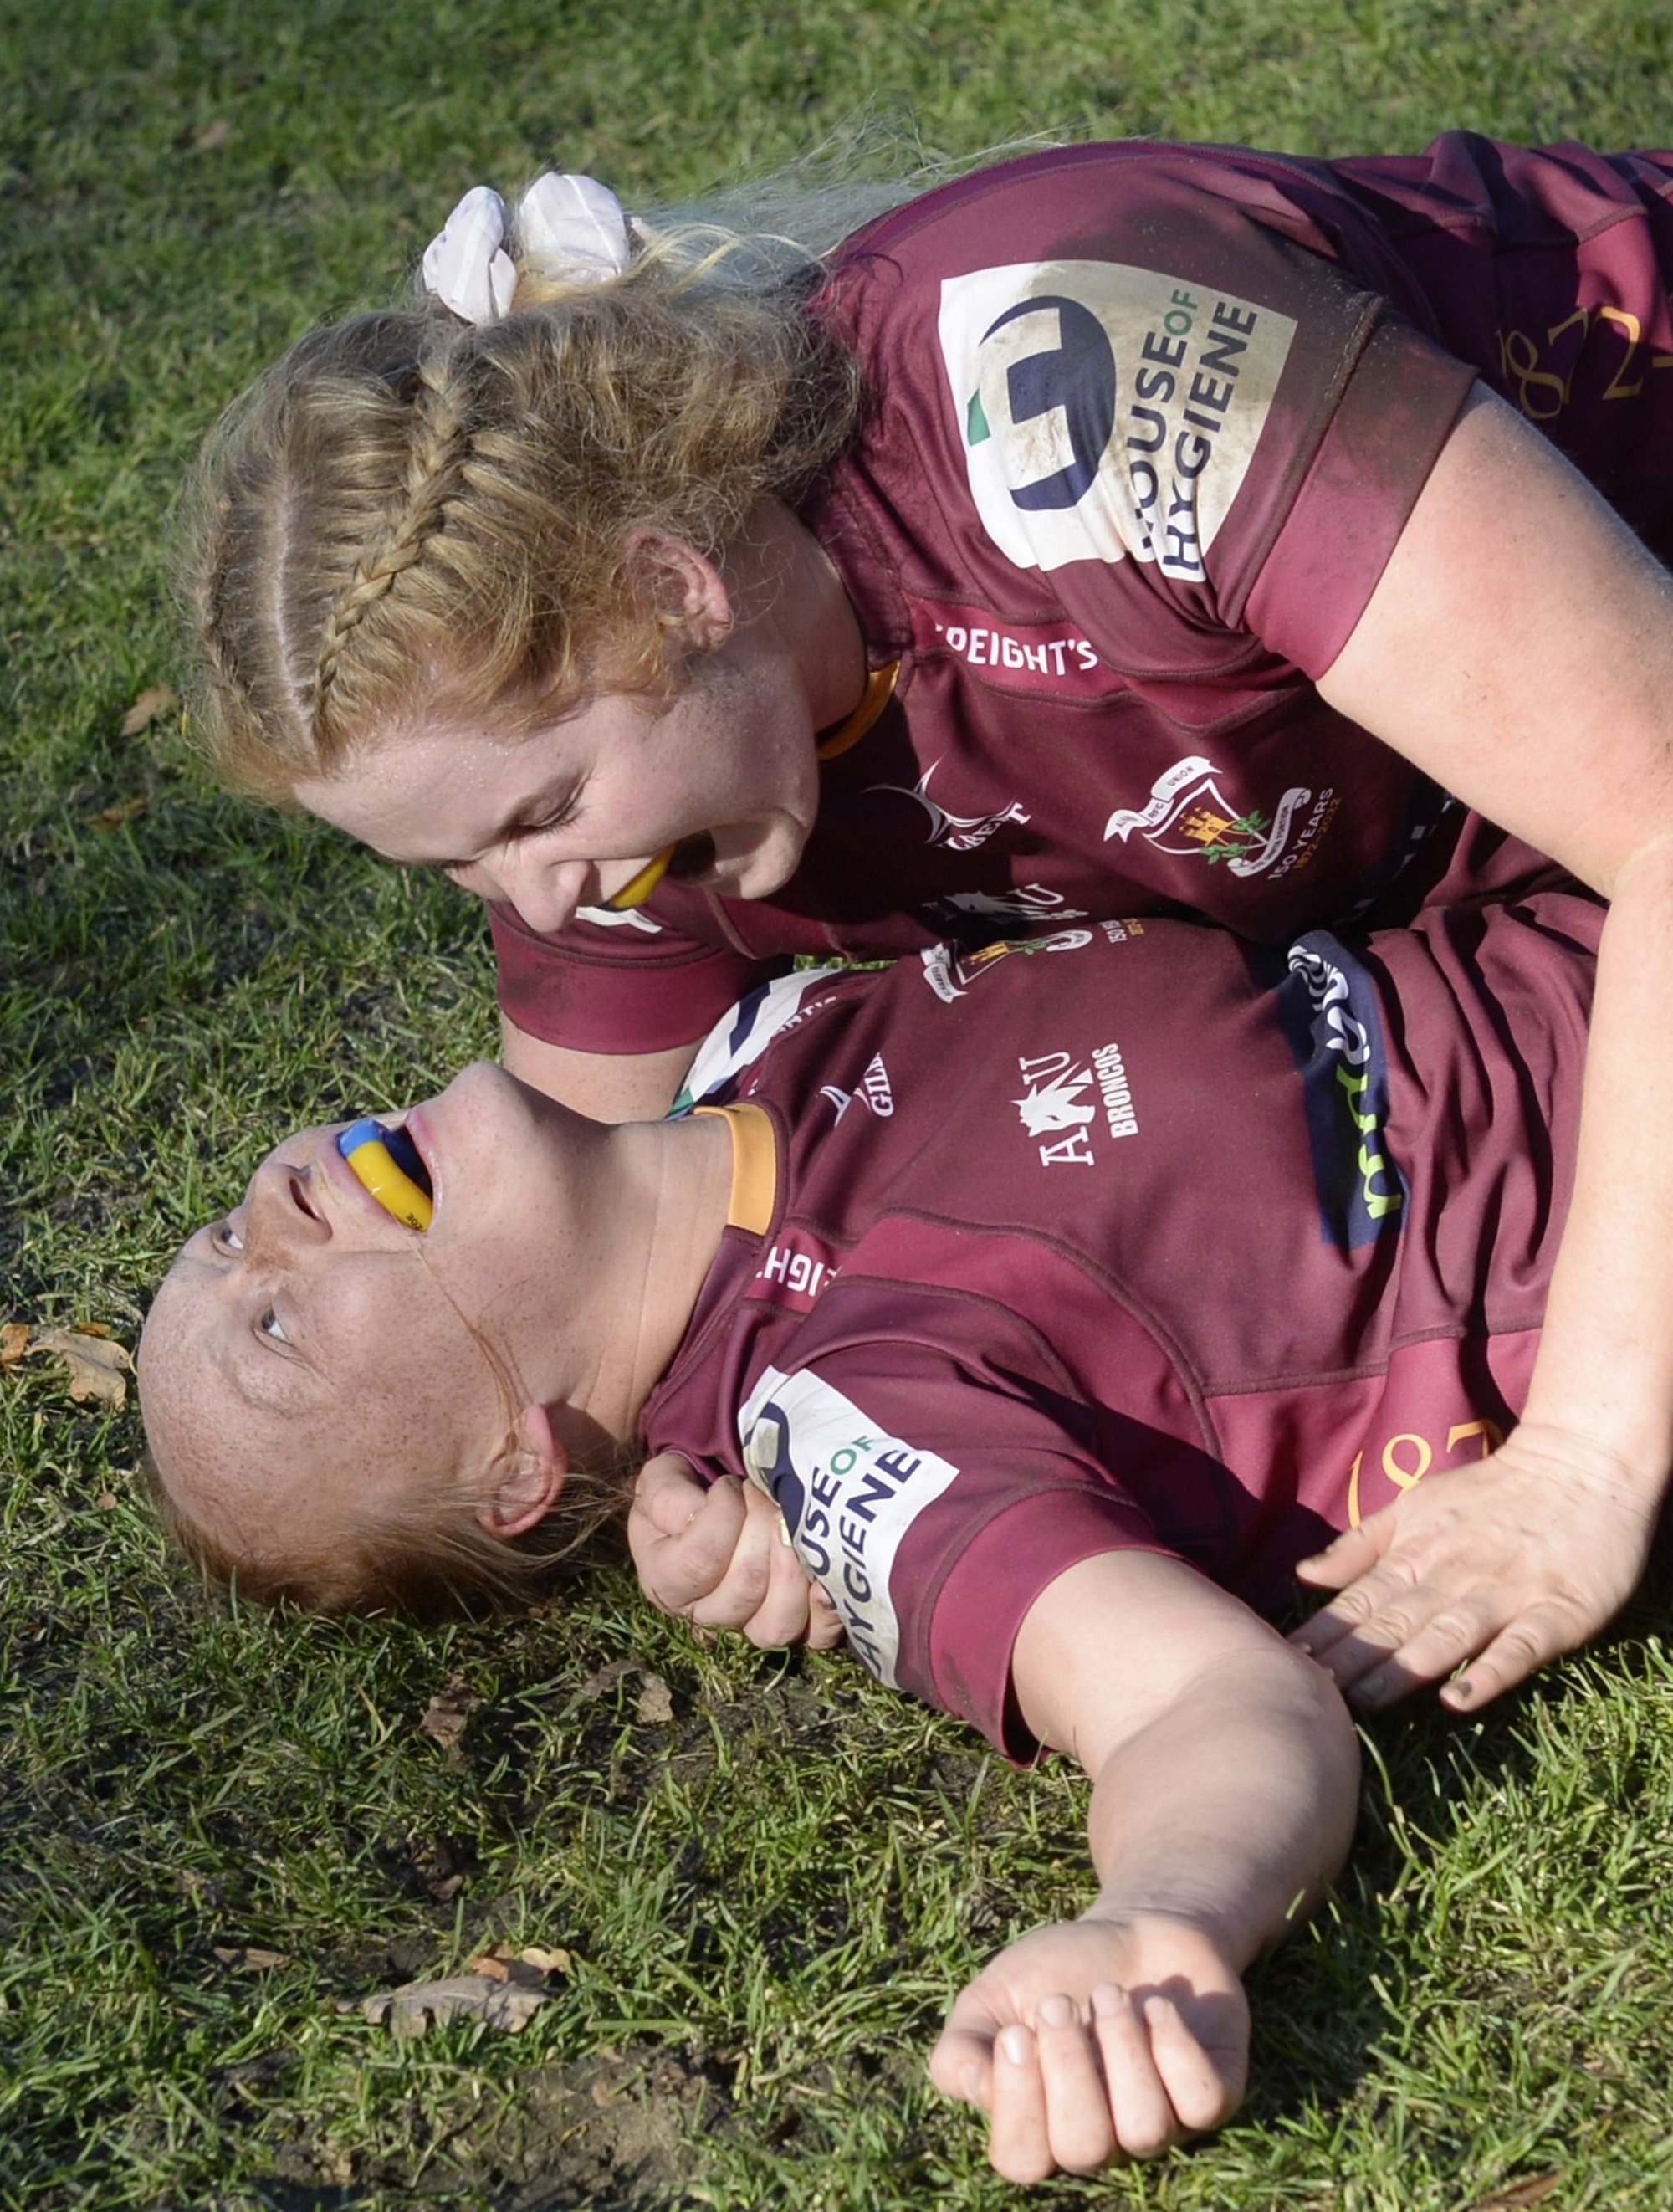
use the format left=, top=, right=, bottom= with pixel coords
left=739, top=1366, right=961, bottom=1687
left=939, top=261, right=1296, bottom=581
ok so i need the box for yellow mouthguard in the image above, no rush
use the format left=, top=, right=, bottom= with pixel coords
left=601, top=845, right=675, bottom=912
left=343, top=1136, right=433, bottom=1231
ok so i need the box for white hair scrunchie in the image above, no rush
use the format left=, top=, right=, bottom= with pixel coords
left=422, top=184, right=517, bottom=325
left=421, top=172, right=632, bottom=325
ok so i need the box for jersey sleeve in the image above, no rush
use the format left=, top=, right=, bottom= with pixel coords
left=489, top=899, right=780, bottom=1054
left=831, top=145, right=1480, bottom=684
left=732, top=1339, right=1195, bottom=1763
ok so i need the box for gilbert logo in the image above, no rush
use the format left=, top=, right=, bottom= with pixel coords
left=821, top=1052, right=895, bottom=1122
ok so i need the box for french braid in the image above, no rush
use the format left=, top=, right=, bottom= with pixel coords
left=182, top=226, right=864, bottom=803
left=310, top=347, right=473, bottom=744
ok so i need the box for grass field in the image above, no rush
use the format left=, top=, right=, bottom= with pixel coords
left=8, top=3, right=1673, bottom=2204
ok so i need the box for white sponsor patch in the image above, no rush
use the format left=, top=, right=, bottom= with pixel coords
left=939, top=261, right=1295, bottom=578
left=739, top=1365, right=961, bottom=1687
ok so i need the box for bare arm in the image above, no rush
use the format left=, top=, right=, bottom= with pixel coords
left=1294, top=385, right=1673, bottom=1710
left=500, top=1013, right=700, bottom=1121
left=930, top=1549, right=1359, bottom=2181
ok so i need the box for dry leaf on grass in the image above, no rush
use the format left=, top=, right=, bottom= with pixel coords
left=515, top=1943, right=572, bottom=1975
left=468, top=1943, right=572, bottom=1987
left=4, top=1324, right=133, bottom=1407
left=1471, top=2177, right=1563, bottom=2212
left=89, top=796, right=148, bottom=829
left=419, top=1677, right=481, bottom=1750
left=636, top=1675, right=674, bottom=1723
left=212, top=1945, right=294, bottom=1972
left=119, top=684, right=177, bottom=736
left=578, top=1659, right=674, bottom=1721
left=191, top=119, right=233, bottom=151
left=362, top=1972, right=551, bottom=2039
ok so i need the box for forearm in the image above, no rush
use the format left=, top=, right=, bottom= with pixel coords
left=939, top=1557, right=1353, bottom=2173
left=1082, top=1646, right=1358, bottom=1971
left=1518, top=838, right=1673, bottom=1502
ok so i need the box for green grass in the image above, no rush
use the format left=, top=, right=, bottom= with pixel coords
left=8, top=1, right=1673, bottom=2204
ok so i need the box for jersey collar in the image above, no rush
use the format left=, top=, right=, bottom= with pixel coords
left=816, top=659, right=898, bottom=762
left=693, top=1102, right=778, bottom=1233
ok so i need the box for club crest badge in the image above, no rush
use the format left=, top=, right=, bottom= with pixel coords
left=1104, top=755, right=1317, bottom=878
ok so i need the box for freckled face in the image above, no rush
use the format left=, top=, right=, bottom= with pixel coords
left=295, top=654, right=821, bottom=938
left=138, top=1066, right=580, bottom=1567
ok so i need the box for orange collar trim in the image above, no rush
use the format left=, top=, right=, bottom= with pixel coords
left=693, top=1102, right=778, bottom=1234
left=816, top=660, right=899, bottom=763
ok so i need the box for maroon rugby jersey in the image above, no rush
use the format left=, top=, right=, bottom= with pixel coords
left=496, top=136, right=1673, bottom=1055
left=638, top=892, right=1602, bottom=1757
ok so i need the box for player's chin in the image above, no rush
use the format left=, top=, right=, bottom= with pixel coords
left=716, top=817, right=809, bottom=901
left=419, top=1063, right=550, bottom=1210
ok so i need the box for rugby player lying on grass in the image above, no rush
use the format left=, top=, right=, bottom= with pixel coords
left=139, top=890, right=1619, bottom=2182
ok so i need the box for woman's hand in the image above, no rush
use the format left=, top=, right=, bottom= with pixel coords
left=1291, top=1423, right=1657, bottom=1712
left=929, top=1912, right=1249, bottom=2182
left=627, top=1451, right=844, bottom=1647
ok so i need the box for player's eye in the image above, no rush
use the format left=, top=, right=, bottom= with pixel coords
left=529, top=801, right=579, bottom=838
left=258, top=1307, right=289, bottom=1344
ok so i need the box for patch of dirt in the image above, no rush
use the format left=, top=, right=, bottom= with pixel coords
left=485, top=2044, right=731, bottom=2209
left=248, top=2045, right=729, bottom=2209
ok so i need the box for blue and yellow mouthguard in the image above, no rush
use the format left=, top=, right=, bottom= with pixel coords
left=338, top=1118, right=433, bottom=1231
left=601, top=844, right=675, bottom=912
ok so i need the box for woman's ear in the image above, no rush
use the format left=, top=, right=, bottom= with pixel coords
left=621, top=528, right=734, bottom=653
left=477, top=1404, right=570, bottom=1539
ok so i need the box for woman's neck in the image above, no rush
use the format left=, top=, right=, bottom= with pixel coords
left=735, top=498, right=867, bottom=732
left=560, top=1109, right=736, bottom=1447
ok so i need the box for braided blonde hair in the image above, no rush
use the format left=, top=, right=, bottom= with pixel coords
left=186, top=231, right=866, bottom=801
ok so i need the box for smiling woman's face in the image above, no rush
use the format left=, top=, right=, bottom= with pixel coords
left=138, top=1065, right=576, bottom=1579
left=295, top=652, right=823, bottom=940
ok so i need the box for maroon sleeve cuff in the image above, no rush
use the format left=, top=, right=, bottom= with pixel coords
left=490, top=902, right=775, bottom=1055
left=922, top=1488, right=1172, bottom=1765
left=1241, top=316, right=1479, bottom=677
